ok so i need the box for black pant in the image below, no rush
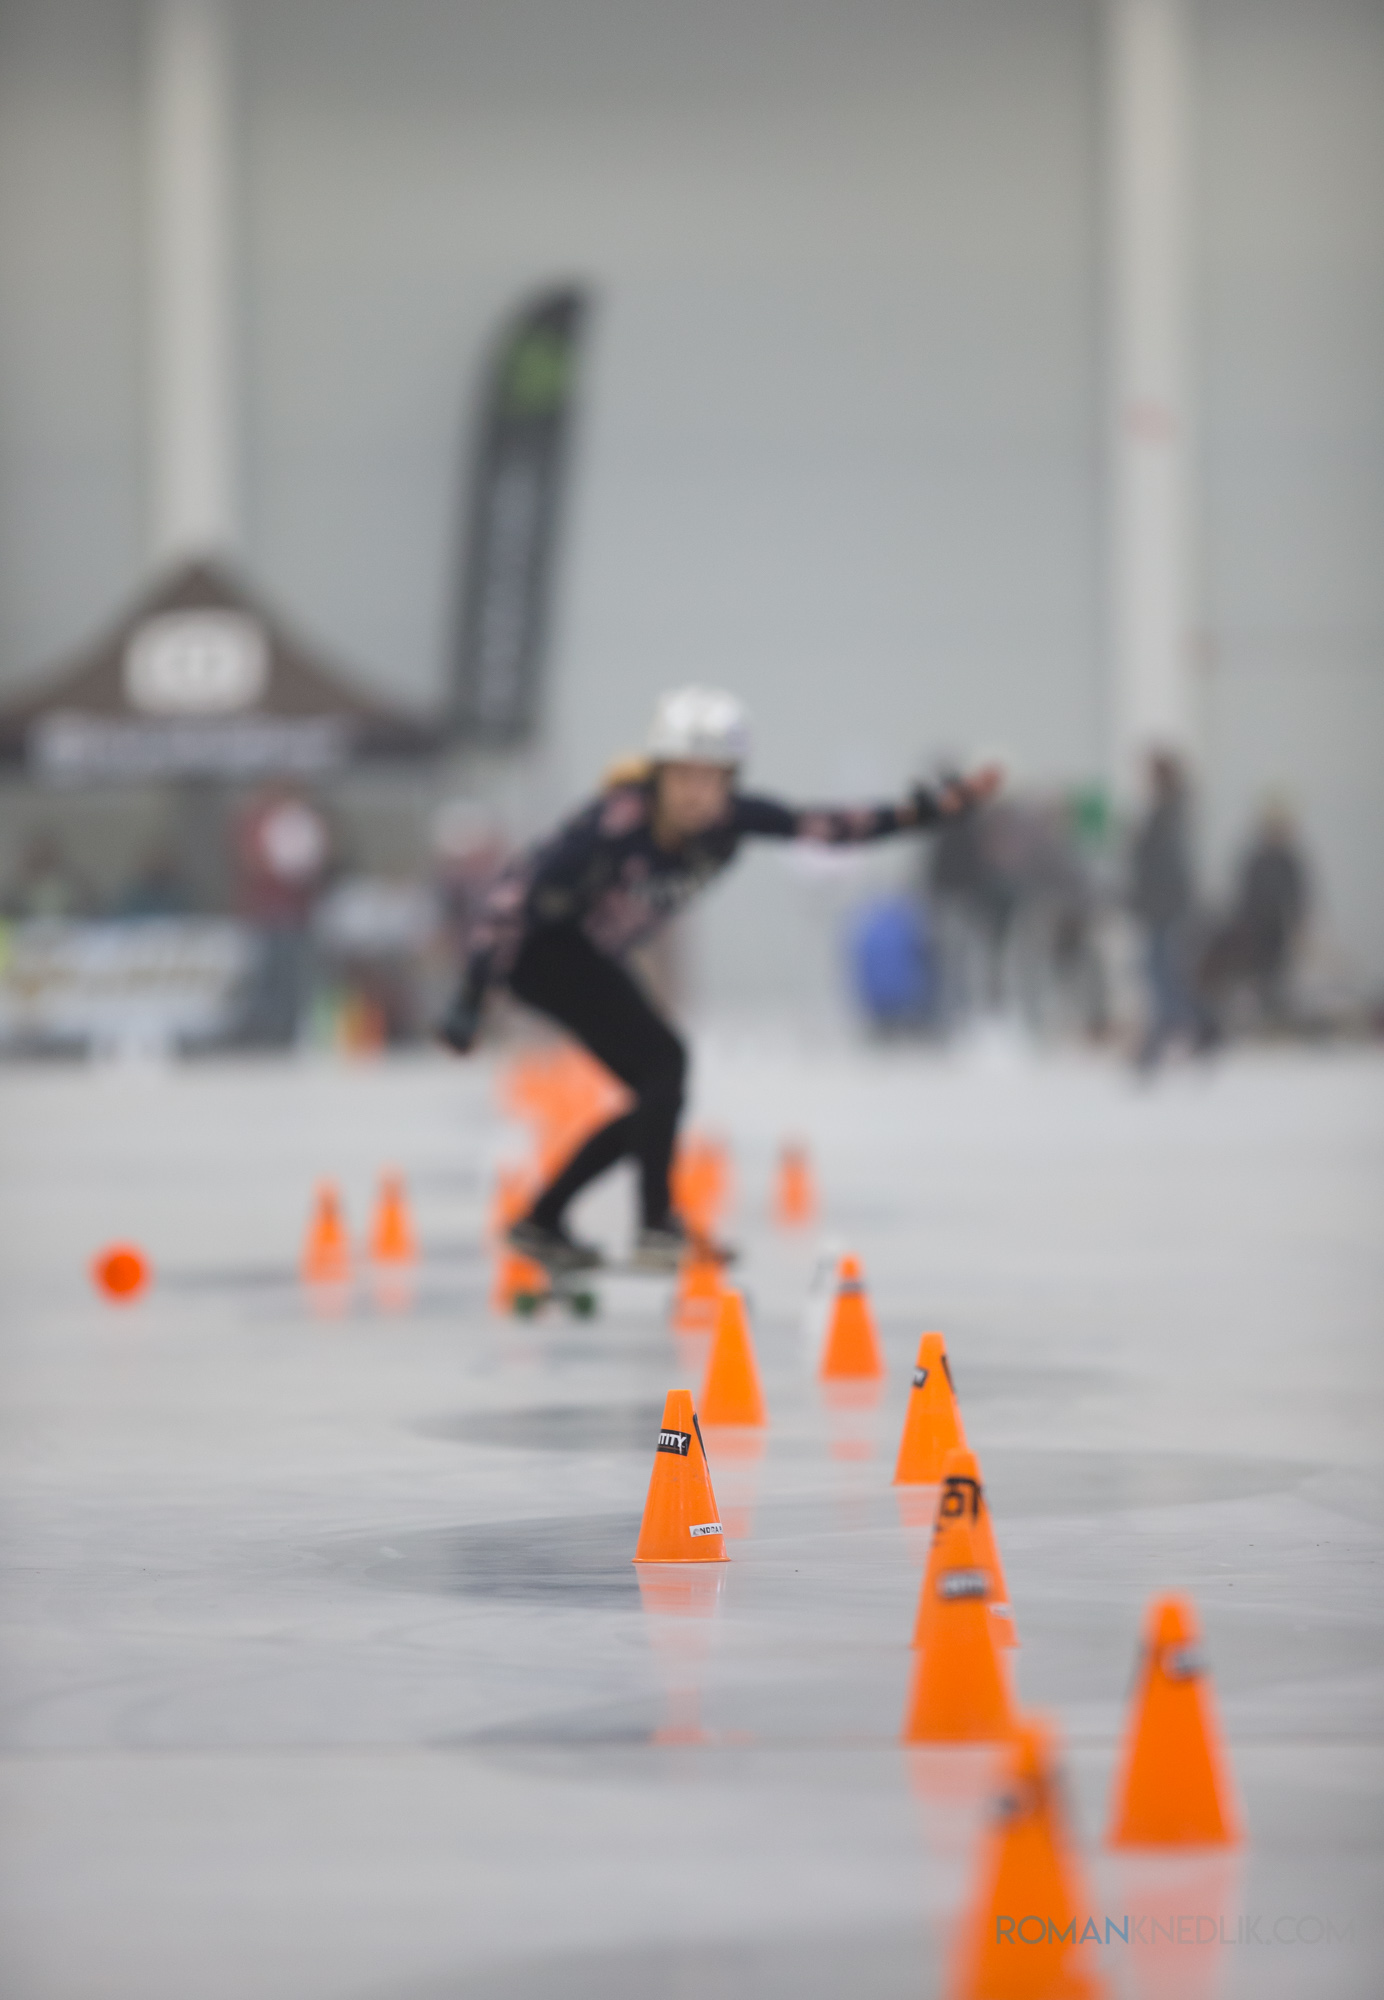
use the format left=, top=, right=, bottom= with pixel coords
left=508, top=925, right=686, bottom=1229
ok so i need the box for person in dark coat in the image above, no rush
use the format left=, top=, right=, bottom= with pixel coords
left=1129, top=750, right=1207, bottom=1070
left=1216, top=801, right=1312, bottom=1027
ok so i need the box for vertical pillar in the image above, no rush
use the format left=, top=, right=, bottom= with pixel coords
left=144, top=0, right=237, bottom=563
left=1107, top=0, right=1196, bottom=794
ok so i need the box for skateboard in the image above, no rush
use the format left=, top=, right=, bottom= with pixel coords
left=511, top=1261, right=676, bottom=1319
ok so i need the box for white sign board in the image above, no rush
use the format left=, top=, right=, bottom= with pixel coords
left=0, top=919, right=255, bottom=1055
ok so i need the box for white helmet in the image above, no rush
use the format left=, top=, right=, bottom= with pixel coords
left=647, top=685, right=750, bottom=767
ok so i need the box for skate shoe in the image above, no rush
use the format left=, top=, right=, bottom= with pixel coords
left=507, top=1218, right=603, bottom=1273
left=632, top=1217, right=738, bottom=1272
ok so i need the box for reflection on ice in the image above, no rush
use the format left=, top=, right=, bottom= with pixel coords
left=700, top=1427, right=766, bottom=1541
left=895, top=1482, right=941, bottom=1565
left=636, top=1563, right=726, bottom=1746
left=1107, top=1852, right=1243, bottom=2000
left=821, top=1377, right=885, bottom=1461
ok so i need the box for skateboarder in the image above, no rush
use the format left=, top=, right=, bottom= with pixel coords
left=440, top=687, right=999, bottom=1271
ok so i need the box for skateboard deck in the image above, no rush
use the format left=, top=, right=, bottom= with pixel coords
left=511, top=1261, right=676, bottom=1319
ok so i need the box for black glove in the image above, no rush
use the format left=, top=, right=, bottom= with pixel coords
left=437, top=984, right=482, bottom=1055
left=908, top=781, right=950, bottom=828
left=915, top=771, right=990, bottom=823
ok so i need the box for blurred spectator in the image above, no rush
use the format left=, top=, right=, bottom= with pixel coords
left=232, top=787, right=333, bottom=1045
left=1016, top=795, right=1109, bottom=1040
left=3, top=833, right=88, bottom=919
left=430, top=797, right=507, bottom=962
left=926, top=788, right=1108, bottom=1040
left=111, top=844, right=193, bottom=919
left=314, top=872, right=439, bottom=1043
left=927, top=799, right=1003, bottom=1030
left=1128, top=749, right=1209, bottom=1071
left=1236, top=802, right=1311, bottom=1022
left=1202, top=799, right=1312, bottom=1032
left=850, top=895, right=935, bottom=1033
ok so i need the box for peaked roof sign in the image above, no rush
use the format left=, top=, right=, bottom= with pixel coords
left=0, top=560, right=439, bottom=781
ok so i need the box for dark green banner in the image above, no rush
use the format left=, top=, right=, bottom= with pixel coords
left=453, top=286, right=588, bottom=742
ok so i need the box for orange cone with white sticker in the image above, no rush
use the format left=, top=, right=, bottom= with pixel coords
left=634, top=1391, right=728, bottom=1564
left=302, top=1182, right=351, bottom=1285
left=947, top=1717, right=1108, bottom=1999
left=912, top=1448, right=1017, bottom=1650
left=893, top=1330, right=966, bottom=1482
left=819, top=1254, right=885, bottom=1380
left=902, top=1511, right=1015, bottom=1742
left=370, top=1172, right=416, bottom=1264
left=1107, top=1595, right=1241, bottom=1846
left=773, top=1142, right=817, bottom=1227
left=699, top=1288, right=768, bottom=1427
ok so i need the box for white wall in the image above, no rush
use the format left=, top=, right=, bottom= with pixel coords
left=0, top=0, right=1379, bottom=1001
left=239, top=0, right=1102, bottom=1010
left=1196, top=0, right=1384, bottom=986
left=0, top=0, right=144, bottom=673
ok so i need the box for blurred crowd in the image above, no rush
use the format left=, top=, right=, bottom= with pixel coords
left=0, top=757, right=1338, bottom=1060
left=853, top=750, right=1322, bottom=1064
left=0, top=786, right=503, bottom=1053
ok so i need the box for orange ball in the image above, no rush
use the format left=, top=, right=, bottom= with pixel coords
left=92, top=1244, right=150, bottom=1302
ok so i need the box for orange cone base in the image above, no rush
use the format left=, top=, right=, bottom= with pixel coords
left=903, top=1641, right=1016, bottom=1744
left=903, top=1517, right=1016, bottom=1744
left=1107, top=1596, right=1241, bottom=1846
left=633, top=1391, right=729, bottom=1564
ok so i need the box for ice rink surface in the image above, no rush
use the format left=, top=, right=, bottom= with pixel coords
left=0, top=1036, right=1381, bottom=1999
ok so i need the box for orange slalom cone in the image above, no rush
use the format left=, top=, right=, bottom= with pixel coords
left=673, top=1133, right=731, bottom=1239
left=302, top=1182, right=351, bottom=1285
left=902, top=1511, right=1016, bottom=1743
left=633, top=1390, right=728, bottom=1564
left=947, top=1717, right=1108, bottom=1999
left=912, top=1449, right=1017, bottom=1651
left=91, top=1243, right=151, bottom=1302
left=489, top=1167, right=548, bottom=1311
left=894, top=1330, right=967, bottom=1483
left=699, top=1288, right=768, bottom=1427
left=369, top=1172, right=416, bottom=1264
left=492, top=1242, right=549, bottom=1313
left=672, top=1247, right=722, bottom=1332
left=1107, top=1595, right=1241, bottom=1846
left=819, top=1253, right=885, bottom=1380
left=773, top=1141, right=817, bottom=1227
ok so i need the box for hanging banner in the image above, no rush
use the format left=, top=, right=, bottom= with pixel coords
left=453, top=286, right=588, bottom=743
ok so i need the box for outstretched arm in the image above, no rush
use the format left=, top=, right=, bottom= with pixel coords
left=734, top=765, right=1002, bottom=844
